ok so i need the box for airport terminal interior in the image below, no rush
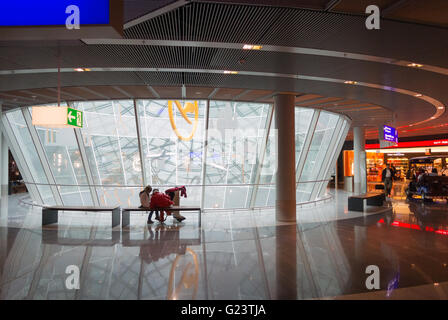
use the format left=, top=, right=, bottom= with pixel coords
left=0, top=0, right=448, bottom=300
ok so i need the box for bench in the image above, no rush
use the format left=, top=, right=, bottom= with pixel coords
left=348, top=193, right=385, bottom=212
left=42, top=206, right=121, bottom=228
left=121, top=206, right=201, bottom=228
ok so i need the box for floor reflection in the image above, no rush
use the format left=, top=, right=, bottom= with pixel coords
left=0, top=194, right=448, bottom=299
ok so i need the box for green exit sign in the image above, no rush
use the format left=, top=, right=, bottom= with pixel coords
left=67, top=107, right=83, bottom=127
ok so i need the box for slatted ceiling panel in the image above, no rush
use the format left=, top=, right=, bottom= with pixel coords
left=331, top=0, right=396, bottom=13
left=213, top=88, right=247, bottom=100
left=184, top=72, right=234, bottom=87
left=206, top=0, right=328, bottom=9
left=386, top=0, right=448, bottom=27
left=124, top=2, right=285, bottom=43
left=151, top=86, right=182, bottom=98
left=185, top=86, right=216, bottom=99
left=294, top=94, right=322, bottom=103
left=135, top=71, right=184, bottom=86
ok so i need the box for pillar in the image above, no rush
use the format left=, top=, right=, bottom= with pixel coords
left=275, top=224, right=297, bottom=299
left=0, top=102, right=8, bottom=230
left=353, top=127, right=367, bottom=194
left=274, top=94, right=296, bottom=222
left=0, top=103, right=8, bottom=196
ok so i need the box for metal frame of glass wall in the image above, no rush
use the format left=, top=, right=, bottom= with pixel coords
left=0, top=99, right=351, bottom=209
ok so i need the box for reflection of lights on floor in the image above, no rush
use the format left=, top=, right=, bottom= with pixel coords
left=378, top=218, right=448, bottom=235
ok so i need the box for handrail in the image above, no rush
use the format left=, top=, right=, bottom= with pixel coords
left=21, top=180, right=331, bottom=188
left=18, top=192, right=334, bottom=210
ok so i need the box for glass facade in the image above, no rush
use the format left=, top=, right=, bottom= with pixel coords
left=1, top=99, right=350, bottom=209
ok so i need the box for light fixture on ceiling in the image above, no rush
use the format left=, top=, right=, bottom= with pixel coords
left=243, top=44, right=262, bottom=50
left=415, top=93, right=423, bottom=97
left=407, top=63, right=423, bottom=68
left=74, top=68, right=91, bottom=72
left=224, top=70, right=238, bottom=74
left=431, top=116, right=436, bottom=119
left=439, top=107, right=444, bottom=109
left=344, top=80, right=358, bottom=85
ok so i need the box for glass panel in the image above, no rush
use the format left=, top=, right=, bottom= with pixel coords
left=32, top=113, right=93, bottom=205
left=205, top=101, right=270, bottom=209
left=138, top=99, right=206, bottom=187
left=6, top=109, right=55, bottom=205
left=74, top=100, right=142, bottom=186
left=298, top=111, right=339, bottom=202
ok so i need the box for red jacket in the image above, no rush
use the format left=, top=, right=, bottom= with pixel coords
left=150, top=192, right=174, bottom=209
left=165, top=186, right=187, bottom=198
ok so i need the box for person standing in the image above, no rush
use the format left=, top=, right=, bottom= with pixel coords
left=382, top=163, right=394, bottom=198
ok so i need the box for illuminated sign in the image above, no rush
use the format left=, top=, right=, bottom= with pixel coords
left=0, top=1, right=110, bottom=26
left=383, top=125, right=398, bottom=143
left=168, top=100, right=199, bottom=141
left=0, top=0, right=123, bottom=40
left=32, top=106, right=83, bottom=128
left=366, top=139, right=448, bottom=149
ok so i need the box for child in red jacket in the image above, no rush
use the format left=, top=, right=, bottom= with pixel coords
left=150, top=189, right=186, bottom=222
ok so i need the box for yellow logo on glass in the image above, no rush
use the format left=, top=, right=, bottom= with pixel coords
left=168, top=100, right=199, bottom=141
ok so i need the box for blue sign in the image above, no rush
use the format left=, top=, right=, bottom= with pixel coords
left=0, top=1, right=110, bottom=26
left=383, top=125, right=398, bottom=143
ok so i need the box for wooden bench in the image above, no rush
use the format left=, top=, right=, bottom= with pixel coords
left=42, top=206, right=121, bottom=228
left=348, top=193, right=385, bottom=212
left=121, top=206, right=202, bottom=228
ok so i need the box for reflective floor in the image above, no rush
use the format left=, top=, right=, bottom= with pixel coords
left=0, top=191, right=447, bottom=300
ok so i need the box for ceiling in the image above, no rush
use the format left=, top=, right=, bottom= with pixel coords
left=1, top=0, right=448, bottom=140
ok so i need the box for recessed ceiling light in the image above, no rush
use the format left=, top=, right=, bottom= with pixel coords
left=344, top=80, right=357, bottom=85
left=431, top=116, right=436, bottom=119
left=415, top=93, right=423, bottom=97
left=195, top=91, right=201, bottom=95
left=439, top=107, right=444, bottom=109
left=74, top=68, right=91, bottom=72
left=243, top=44, right=262, bottom=50
left=224, top=70, right=238, bottom=74
left=407, top=63, right=423, bottom=68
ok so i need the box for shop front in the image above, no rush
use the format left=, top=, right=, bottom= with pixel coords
left=343, top=139, right=448, bottom=198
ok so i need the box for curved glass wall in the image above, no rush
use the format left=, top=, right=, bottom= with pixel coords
left=1, top=99, right=350, bottom=209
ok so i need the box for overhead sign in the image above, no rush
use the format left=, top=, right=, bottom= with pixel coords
left=67, top=107, right=83, bottom=128
left=168, top=100, right=199, bottom=141
left=0, top=0, right=123, bottom=40
left=32, top=106, right=83, bottom=128
left=383, top=125, right=398, bottom=143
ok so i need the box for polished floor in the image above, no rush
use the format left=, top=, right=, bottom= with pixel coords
left=0, top=191, right=447, bottom=300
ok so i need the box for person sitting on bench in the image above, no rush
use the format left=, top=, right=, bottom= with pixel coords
left=150, top=189, right=186, bottom=223
left=139, top=185, right=160, bottom=224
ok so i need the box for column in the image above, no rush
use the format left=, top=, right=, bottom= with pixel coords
left=0, top=102, right=8, bottom=196
left=274, top=94, right=296, bottom=222
left=353, top=126, right=367, bottom=194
